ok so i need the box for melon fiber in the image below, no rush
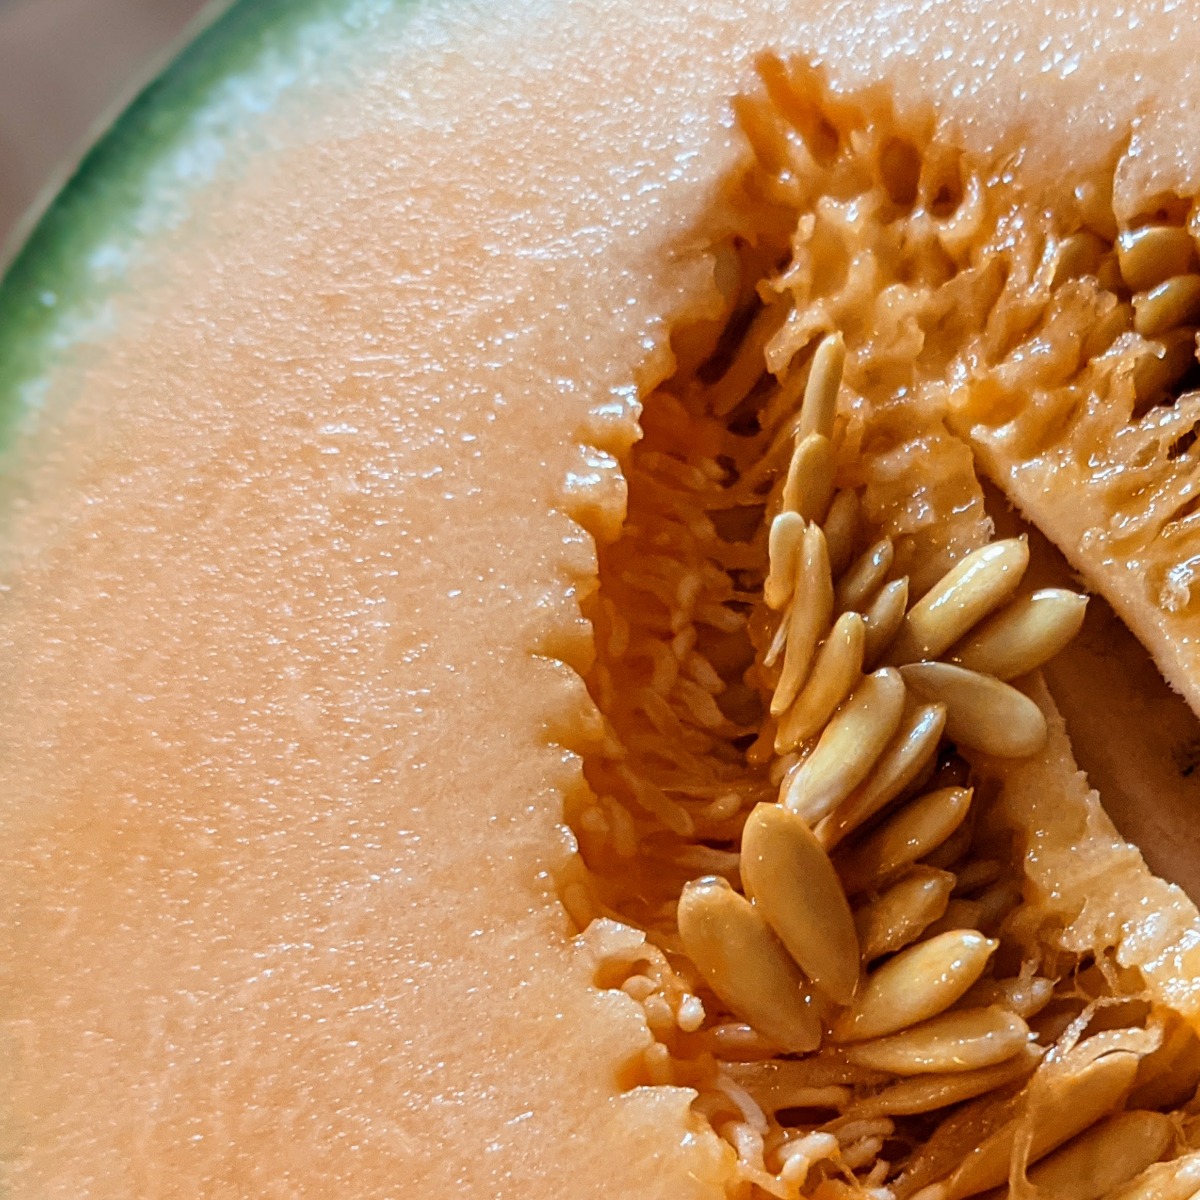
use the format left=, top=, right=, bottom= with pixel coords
left=7, top=0, right=1200, bottom=1197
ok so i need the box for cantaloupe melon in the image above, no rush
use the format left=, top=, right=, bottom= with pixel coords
left=8, top=1, right=1200, bottom=1197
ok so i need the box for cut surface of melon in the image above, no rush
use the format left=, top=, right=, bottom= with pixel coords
left=6, top=1, right=1200, bottom=1197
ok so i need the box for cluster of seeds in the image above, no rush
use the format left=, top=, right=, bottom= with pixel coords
left=572, top=55, right=1200, bottom=1200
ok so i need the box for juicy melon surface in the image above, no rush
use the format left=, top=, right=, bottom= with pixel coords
left=6, top=0, right=1200, bottom=1196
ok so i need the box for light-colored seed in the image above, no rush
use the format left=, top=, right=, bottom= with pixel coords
left=889, top=538, right=1029, bottom=664
left=1014, top=1110, right=1174, bottom=1200
left=822, top=488, right=861, bottom=578
left=951, top=588, right=1088, bottom=680
left=798, top=332, right=845, bottom=440
left=765, top=512, right=806, bottom=611
left=899, top=662, right=1048, bottom=758
left=836, top=786, right=973, bottom=896
left=845, top=1006, right=1030, bottom=1076
left=775, top=612, right=866, bottom=752
left=1134, top=274, right=1200, bottom=337
left=770, top=523, right=834, bottom=716
left=818, top=702, right=947, bottom=850
left=677, top=876, right=822, bottom=1054
left=781, top=432, right=836, bottom=524
left=921, top=828, right=972, bottom=876
left=1118, top=224, right=1199, bottom=291
left=1104, top=1150, right=1200, bottom=1200
left=846, top=1044, right=1042, bottom=1118
left=833, top=929, right=997, bottom=1043
left=944, top=1048, right=1141, bottom=1200
left=780, top=668, right=907, bottom=824
left=863, top=576, right=910, bottom=666
left=836, top=537, right=895, bottom=612
left=855, top=866, right=956, bottom=961
left=961, top=974, right=1055, bottom=1020
left=740, top=803, right=860, bottom=1006
left=1052, top=229, right=1110, bottom=286
left=921, top=898, right=984, bottom=940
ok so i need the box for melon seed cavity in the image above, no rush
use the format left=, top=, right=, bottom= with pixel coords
left=567, top=55, right=1200, bottom=1200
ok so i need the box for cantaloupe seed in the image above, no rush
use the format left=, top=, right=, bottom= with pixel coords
left=574, top=55, right=1200, bottom=1198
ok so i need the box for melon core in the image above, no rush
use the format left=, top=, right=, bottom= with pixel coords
left=5, top=0, right=1200, bottom=1196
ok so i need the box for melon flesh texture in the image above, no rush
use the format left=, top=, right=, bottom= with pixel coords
left=5, top=0, right=1200, bottom=1195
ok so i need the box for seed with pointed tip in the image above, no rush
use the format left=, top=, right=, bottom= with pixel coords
left=677, top=876, right=822, bottom=1054
left=798, top=332, right=846, bottom=440
left=780, top=668, right=906, bottom=824
left=863, top=577, right=909, bottom=666
left=836, top=537, right=894, bottom=613
left=741, top=802, right=860, bottom=1006
left=765, top=511, right=806, bottom=611
left=1023, top=1110, right=1175, bottom=1200
left=899, top=661, right=1047, bottom=758
left=845, top=1045, right=1042, bottom=1119
left=944, top=1047, right=1142, bottom=1199
left=818, top=702, right=947, bottom=850
left=950, top=587, right=1088, bottom=680
left=836, top=786, right=972, bottom=896
left=771, top=523, right=833, bottom=716
left=844, top=1006, right=1030, bottom=1076
left=854, top=866, right=956, bottom=962
left=889, top=538, right=1029, bottom=664
left=833, top=929, right=997, bottom=1043
left=775, top=611, right=865, bottom=753
left=782, top=432, right=835, bottom=523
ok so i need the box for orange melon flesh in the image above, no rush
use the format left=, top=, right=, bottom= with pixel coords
left=6, top=0, right=1200, bottom=1194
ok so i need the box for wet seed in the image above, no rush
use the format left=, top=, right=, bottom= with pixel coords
left=943, top=1047, right=1142, bottom=1199
left=1103, top=1149, right=1200, bottom=1200
left=962, top=974, right=1055, bottom=1020
left=822, top=488, right=861, bottom=578
left=798, top=332, right=845, bottom=440
left=833, top=929, right=997, bottom=1043
left=836, top=537, right=895, bottom=612
left=855, top=866, right=956, bottom=962
left=889, top=538, right=1029, bottom=664
left=846, top=1044, right=1042, bottom=1119
left=677, top=876, right=822, bottom=1053
left=781, top=668, right=907, bottom=824
left=1133, top=274, right=1200, bottom=338
left=764, top=511, right=806, bottom=611
left=836, top=786, right=973, bottom=895
left=1052, top=229, right=1109, bottom=286
left=845, top=1006, right=1031, bottom=1076
left=817, top=701, right=947, bottom=850
left=1118, top=223, right=1198, bottom=291
left=1013, top=1109, right=1174, bottom=1200
left=782, top=432, right=836, bottom=523
left=740, top=803, right=860, bottom=1006
left=863, top=576, right=910, bottom=666
left=770, top=523, right=834, bottom=715
left=899, top=662, right=1047, bottom=758
left=774, top=611, right=865, bottom=752
left=950, top=588, right=1088, bottom=680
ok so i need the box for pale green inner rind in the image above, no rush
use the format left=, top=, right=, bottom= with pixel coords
left=0, top=0, right=394, bottom=446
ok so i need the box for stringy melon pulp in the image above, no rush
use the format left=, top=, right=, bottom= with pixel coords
left=568, top=59, right=1200, bottom=1199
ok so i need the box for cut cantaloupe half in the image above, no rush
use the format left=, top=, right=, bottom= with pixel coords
left=7, top=1, right=1200, bottom=1198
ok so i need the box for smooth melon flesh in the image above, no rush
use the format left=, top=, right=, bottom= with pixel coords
left=6, top=1, right=1200, bottom=1196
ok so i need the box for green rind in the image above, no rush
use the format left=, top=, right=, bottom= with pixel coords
left=0, top=0, right=367, bottom=445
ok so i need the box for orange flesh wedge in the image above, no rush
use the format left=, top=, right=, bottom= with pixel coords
left=8, top=1, right=1200, bottom=1196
